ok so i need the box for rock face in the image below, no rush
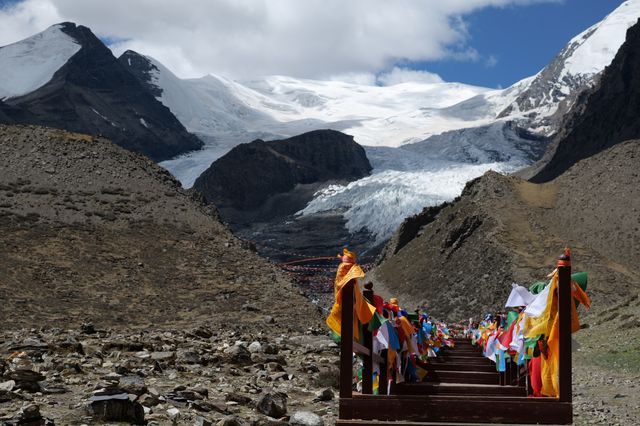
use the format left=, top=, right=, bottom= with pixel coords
left=0, top=124, right=318, bottom=330
left=529, top=18, right=640, bottom=182
left=193, top=129, right=372, bottom=218
left=0, top=23, right=202, bottom=161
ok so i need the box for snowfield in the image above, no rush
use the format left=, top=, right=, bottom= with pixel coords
left=0, top=24, right=80, bottom=100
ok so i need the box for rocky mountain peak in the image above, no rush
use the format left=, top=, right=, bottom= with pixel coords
left=530, top=17, right=640, bottom=182
left=118, top=50, right=162, bottom=97
left=193, top=129, right=372, bottom=213
left=0, top=23, right=203, bottom=161
left=498, top=0, right=640, bottom=133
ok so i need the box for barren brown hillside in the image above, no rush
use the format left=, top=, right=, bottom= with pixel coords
left=0, top=124, right=321, bottom=331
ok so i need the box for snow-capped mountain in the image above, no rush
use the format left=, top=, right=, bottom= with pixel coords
left=2, top=0, right=638, bottom=246
left=0, top=23, right=201, bottom=161
left=496, top=0, right=640, bottom=132
left=116, top=0, right=640, bottom=243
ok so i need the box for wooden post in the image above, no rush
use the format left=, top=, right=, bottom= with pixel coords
left=379, top=350, right=388, bottom=396
left=557, top=250, right=572, bottom=403
left=340, top=279, right=355, bottom=399
left=362, top=283, right=374, bottom=394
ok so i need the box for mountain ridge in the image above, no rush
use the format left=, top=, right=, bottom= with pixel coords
left=0, top=23, right=202, bottom=162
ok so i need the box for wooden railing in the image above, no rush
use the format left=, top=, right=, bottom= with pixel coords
left=339, top=281, right=386, bottom=398
left=336, top=253, right=574, bottom=425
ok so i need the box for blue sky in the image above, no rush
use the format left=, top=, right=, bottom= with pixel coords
left=0, top=0, right=630, bottom=86
left=422, top=0, right=623, bottom=88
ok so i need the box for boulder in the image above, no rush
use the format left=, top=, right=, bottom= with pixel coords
left=289, top=411, right=324, bottom=426
left=217, top=415, right=247, bottom=426
left=313, top=388, right=334, bottom=402
left=224, top=344, right=251, bottom=365
left=88, top=393, right=145, bottom=424
left=256, top=392, right=287, bottom=418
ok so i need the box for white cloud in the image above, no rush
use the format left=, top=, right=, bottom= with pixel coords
left=485, top=54, right=498, bottom=68
left=0, top=0, right=559, bottom=79
left=329, top=72, right=378, bottom=86
left=377, top=67, right=444, bottom=86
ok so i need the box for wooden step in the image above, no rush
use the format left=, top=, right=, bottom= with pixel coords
left=339, top=395, right=572, bottom=424
left=439, top=348, right=484, bottom=356
left=425, top=363, right=496, bottom=373
left=435, top=357, right=491, bottom=365
left=425, top=370, right=500, bottom=385
left=337, top=420, right=550, bottom=426
left=446, top=349, right=483, bottom=355
left=392, top=382, right=527, bottom=397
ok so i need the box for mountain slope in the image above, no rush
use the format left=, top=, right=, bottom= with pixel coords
left=530, top=17, right=640, bottom=182
left=0, top=23, right=202, bottom=161
left=0, top=124, right=317, bottom=330
left=372, top=140, right=640, bottom=320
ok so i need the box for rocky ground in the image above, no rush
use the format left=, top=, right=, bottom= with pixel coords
left=0, top=124, right=333, bottom=424
left=572, top=294, right=640, bottom=425
left=0, top=322, right=339, bottom=425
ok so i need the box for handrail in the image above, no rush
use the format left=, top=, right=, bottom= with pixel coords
left=557, top=253, right=572, bottom=404
left=339, top=279, right=387, bottom=397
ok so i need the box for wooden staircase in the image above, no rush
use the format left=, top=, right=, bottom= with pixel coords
left=335, top=261, right=575, bottom=425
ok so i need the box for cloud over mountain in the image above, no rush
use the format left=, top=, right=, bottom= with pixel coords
left=0, top=0, right=558, bottom=80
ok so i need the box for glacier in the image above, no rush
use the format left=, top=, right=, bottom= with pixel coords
left=299, top=122, right=544, bottom=243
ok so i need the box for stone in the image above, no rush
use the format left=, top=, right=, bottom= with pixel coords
left=167, top=407, right=180, bottom=418
left=81, top=322, right=97, bottom=334
left=289, top=411, right=324, bottom=426
left=118, top=375, right=147, bottom=396
left=195, top=417, right=213, bottom=426
left=313, top=388, right=334, bottom=402
left=256, top=392, right=287, bottom=418
left=192, top=326, right=213, bottom=339
left=16, top=404, right=43, bottom=421
left=0, top=380, right=16, bottom=391
left=139, top=392, right=160, bottom=407
left=88, top=393, right=145, bottom=424
left=150, top=351, right=175, bottom=361
left=177, top=349, right=202, bottom=364
left=248, top=341, right=262, bottom=353
left=6, top=369, right=44, bottom=392
left=263, top=343, right=279, bottom=355
left=225, top=392, right=253, bottom=406
left=217, top=415, right=247, bottom=426
left=191, top=399, right=227, bottom=414
left=224, top=344, right=251, bottom=365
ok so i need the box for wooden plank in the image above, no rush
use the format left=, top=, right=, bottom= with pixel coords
left=353, top=341, right=384, bottom=365
left=339, top=397, right=572, bottom=424
left=392, top=382, right=527, bottom=397
left=425, top=370, right=500, bottom=385
left=424, top=363, right=496, bottom=372
left=353, top=341, right=370, bottom=356
left=337, top=421, right=550, bottom=426
left=340, top=280, right=354, bottom=399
